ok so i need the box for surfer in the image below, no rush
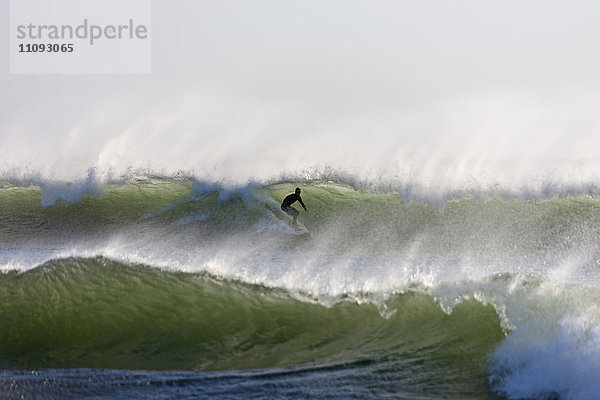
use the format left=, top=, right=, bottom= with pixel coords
left=281, top=187, right=308, bottom=227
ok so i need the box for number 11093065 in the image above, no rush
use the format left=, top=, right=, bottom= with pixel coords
left=18, top=43, right=74, bottom=53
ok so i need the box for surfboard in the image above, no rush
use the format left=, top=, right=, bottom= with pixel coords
left=291, top=223, right=310, bottom=235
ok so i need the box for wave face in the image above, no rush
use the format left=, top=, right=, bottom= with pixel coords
left=3, top=176, right=600, bottom=259
left=0, top=257, right=503, bottom=372
left=2, top=175, right=600, bottom=399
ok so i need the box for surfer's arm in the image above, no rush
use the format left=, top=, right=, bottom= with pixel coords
left=298, top=197, right=307, bottom=211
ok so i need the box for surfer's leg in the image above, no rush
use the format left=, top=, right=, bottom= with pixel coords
left=291, top=207, right=299, bottom=226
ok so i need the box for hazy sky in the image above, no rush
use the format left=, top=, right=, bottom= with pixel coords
left=2, top=0, right=600, bottom=182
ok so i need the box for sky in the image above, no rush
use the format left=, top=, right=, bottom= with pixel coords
left=1, top=0, right=600, bottom=185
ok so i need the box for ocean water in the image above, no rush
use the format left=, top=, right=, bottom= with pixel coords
left=2, top=175, right=600, bottom=399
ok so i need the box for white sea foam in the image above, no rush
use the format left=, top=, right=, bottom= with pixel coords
left=490, top=309, right=600, bottom=400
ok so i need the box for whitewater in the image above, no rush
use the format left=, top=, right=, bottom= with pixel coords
left=1, top=170, right=600, bottom=400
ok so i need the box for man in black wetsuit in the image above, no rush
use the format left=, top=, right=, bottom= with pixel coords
left=281, top=187, right=308, bottom=227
